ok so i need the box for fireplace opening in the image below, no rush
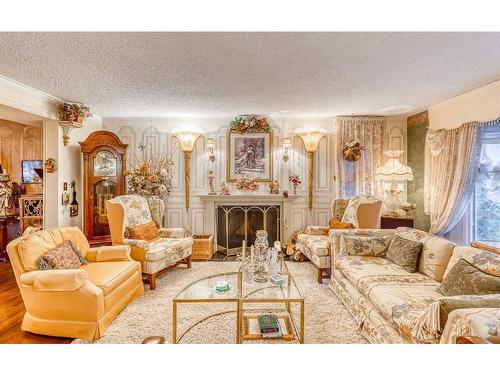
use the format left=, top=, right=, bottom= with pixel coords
left=216, top=205, right=280, bottom=256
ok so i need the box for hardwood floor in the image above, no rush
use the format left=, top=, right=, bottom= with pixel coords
left=0, top=262, right=71, bottom=344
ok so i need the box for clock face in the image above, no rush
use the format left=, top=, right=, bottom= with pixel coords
left=94, top=150, right=117, bottom=177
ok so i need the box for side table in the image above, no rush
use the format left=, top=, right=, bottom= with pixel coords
left=380, top=216, right=414, bottom=229
left=0, top=215, right=18, bottom=262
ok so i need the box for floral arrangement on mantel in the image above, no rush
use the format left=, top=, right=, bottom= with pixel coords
left=124, top=154, right=174, bottom=197
left=235, top=175, right=259, bottom=191
left=229, top=115, right=271, bottom=133
left=289, top=175, right=302, bottom=194
left=57, top=102, right=92, bottom=124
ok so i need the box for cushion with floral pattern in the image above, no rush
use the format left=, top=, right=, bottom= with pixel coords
left=386, top=235, right=423, bottom=273
left=340, top=234, right=393, bottom=257
left=37, top=240, right=87, bottom=270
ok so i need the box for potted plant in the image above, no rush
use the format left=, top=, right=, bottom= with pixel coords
left=57, top=102, right=92, bottom=124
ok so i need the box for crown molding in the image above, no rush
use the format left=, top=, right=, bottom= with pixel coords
left=0, top=75, right=60, bottom=120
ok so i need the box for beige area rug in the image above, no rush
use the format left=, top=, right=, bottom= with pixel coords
left=73, top=261, right=367, bottom=344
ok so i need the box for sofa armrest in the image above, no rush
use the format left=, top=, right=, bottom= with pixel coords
left=303, top=226, right=329, bottom=236
left=440, top=307, right=500, bottom=344
left=20, top=269, right=89, bottom=292
left=85, top=245, right=131, bottom=262
left=123, top=238, right=151, bottom=251
left=159, top=227, right=192, bottom=238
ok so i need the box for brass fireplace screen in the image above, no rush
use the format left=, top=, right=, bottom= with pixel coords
left=216, top=205, right=280, bottom=256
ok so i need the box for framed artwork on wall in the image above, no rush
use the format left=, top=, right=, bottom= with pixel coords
left=226, top=116, right=273, bottom=182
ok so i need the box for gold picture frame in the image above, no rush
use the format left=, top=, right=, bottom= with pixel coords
left=226, top=129, right=273, bottom=182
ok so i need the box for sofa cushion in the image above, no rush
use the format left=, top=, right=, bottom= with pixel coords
left=386, top=235, right=423, bottom=273
left=357, top=274, right=442, bottom=343
left=340, top=235, right=392, bottom=257
left=145, top=237, right=194, bottom=261
left=297, top=234, right=329, bottom=257
left=336, top=255, right=410, bottom=287
left=125, top=220, right=159, bottom=241
left=444, top=246, right=500, bottom=279
left=396, top=227, right=454, bottom=282
left=38, top=240, right=86, bottom=270
left=80, top=261, right=139, bottom=296
left=438, top=259, right=500, bottom=296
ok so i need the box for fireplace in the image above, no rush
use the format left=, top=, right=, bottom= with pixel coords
left=216, top=205, right=280, bottom=256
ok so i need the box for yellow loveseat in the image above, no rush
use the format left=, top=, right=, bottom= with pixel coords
left=6, top=226, right=144, bottom=340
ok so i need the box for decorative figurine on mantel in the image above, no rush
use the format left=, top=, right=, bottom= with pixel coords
left=269, top=180, right=280, bottom=194
left=208, top=170, right=216, bottom=195
left=219, top=181, right=230, bottom=195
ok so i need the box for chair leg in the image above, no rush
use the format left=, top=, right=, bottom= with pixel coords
left=186, top=256, right=192, bottom=268
left=149, top=273, right=157, bottom=290
left=317, top=268, right=324, bottom=284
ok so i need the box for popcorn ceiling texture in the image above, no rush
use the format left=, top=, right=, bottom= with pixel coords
left=73, top=261, right=367, bottom=344
left=1, top=32, right=500, bottom=117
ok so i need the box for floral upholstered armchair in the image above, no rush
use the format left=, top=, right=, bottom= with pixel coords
left=106, top=194, right=193, bottom=290
left=297, top=196, right=382, bottom=283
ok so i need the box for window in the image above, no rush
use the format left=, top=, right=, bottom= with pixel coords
left=473, top=125, right=500, bottom=244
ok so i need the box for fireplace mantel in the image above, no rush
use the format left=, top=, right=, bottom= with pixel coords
left=197, top=193, right=302, bottom=204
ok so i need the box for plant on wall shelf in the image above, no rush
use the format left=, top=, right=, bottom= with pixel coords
left=57, top=102, right=92, bottom=124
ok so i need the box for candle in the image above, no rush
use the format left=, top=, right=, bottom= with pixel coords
left=250, top=245, right=254, bottom=266
left=242, top=240, right=246, bottom=260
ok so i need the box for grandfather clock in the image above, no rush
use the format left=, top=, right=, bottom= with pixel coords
left=79, top=131, right=128, bottom=245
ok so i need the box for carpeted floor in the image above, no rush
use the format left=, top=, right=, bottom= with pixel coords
left=73, top=261, right=367, bottom=344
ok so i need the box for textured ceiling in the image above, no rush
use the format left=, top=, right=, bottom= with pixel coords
left=0, top=32, right=500, bottom=117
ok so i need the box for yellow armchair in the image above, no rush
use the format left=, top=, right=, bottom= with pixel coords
left=6, top=227, right=144, bottom=340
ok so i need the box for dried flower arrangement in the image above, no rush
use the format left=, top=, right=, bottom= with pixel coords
left=229, top=115, right=271, bottom=133
left=124, top=146, right=176, bottom=197
left=235, top=175, right=259, bottom=191
left=57, top=102, right=92, bottom=123
left=289, top=175, right=302, bottom=194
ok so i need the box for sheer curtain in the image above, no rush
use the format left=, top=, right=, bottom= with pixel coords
left=424, top=117, right=500, bottom=237
left=333, top=116, right=385, bottom=199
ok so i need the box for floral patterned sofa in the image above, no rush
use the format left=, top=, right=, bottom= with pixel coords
left=328, top=227, right=500, bottom=344
left=296, top=196, right=382, bottom=283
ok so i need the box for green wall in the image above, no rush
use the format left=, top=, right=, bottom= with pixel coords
left=407, top=115, right=431, bottom=231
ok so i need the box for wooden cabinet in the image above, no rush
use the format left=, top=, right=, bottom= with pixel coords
left=79, top=131, right=128, bottom=245
left=380, top=216, right=414, bottom=229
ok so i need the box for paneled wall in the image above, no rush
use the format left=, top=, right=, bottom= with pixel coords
left=104, top=116, right=406, bottom=240
left=0, top=119, right=43, bottom=184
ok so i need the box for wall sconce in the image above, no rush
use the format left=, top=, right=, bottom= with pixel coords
left=295, top=130, right=327, bottom=209
left=207, top=137, right=216, bottom=163
left=173, top=129, right=203, bottom=209
left=282, top=138, right=291, bottom=161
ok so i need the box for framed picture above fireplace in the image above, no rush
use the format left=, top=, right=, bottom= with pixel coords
left=226, top=116, right=273, bottom=182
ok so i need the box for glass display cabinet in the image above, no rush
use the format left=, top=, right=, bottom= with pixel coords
left=79, top=131, right=128, bottom=245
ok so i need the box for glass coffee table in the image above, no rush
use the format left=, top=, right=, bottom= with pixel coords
left=172, top=261, right=304, bottom=344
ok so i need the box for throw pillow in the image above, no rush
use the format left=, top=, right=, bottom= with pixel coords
left=329, top=218, right=354, bottom=230
left=125, top=220, right=159, bottom=241
left=386, top=235, right=423, bottom=273
left=37, top=240, right=86, bottom=270
left=438, top=294, right=500, bottom=329
left=340, top=235, right=393, bottom=257
left=437, top=259, right=500, bottom=296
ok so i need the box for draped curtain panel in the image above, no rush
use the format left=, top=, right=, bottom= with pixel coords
left=424, top=118, right=500, bottom=235
left=333, top=116, right=385, bottom=199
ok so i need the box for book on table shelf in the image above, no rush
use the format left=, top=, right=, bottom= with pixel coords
left=258, top=314, right=282, bottom=337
